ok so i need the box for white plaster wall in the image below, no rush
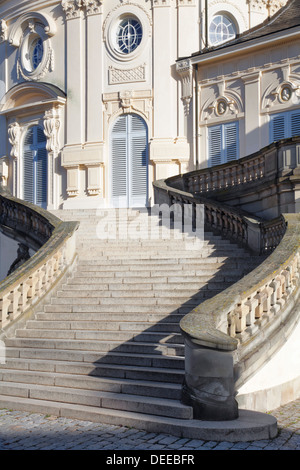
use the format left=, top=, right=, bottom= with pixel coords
left=196, top=38, right=300, bottom=167
left=0, top=0, right=290, bottom=208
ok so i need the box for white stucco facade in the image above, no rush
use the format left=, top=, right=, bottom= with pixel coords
left=0, top=0, right=289, bottom=209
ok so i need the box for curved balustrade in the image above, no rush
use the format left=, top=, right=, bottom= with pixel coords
left=181, top=136, right=300, bottom=197
left=153, top=166, right=300, bottom=421
left=0, top=187, right=78, bottom=332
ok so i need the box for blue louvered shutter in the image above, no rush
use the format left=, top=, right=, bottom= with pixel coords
left=208, top=122, right=239, bottom=167
left=270, top=110, right=300, bottom=143
left=129, top=115, right=148, bottom=207
left=208, top=125, right=222, bottom=167
left=291, top=110, right=300, bottom=137
left=224, top=122, right=238, bottom=162
left=111, top=114, right=148, bottom=207
left=23, top=126, right=47, bottom=208
left=270, top=114, right=286, bottom=142
left=36, top=127, right=47, bottom=207
left=111, top=116, right=128, bottom=207
left=23, top=128, right=34, bottom=204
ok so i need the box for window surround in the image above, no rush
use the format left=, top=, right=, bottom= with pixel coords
left=103, top=4, right=151, bottom=63
left=6, top=12, right=56, bottom=81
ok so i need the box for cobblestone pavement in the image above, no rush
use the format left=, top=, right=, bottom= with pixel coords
left=0, top=399, right=299, bottom=451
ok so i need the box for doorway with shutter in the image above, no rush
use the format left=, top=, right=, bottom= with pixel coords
left=110, top=114, right=148, bottom=208
left=22, top=125, right=48, bottom=208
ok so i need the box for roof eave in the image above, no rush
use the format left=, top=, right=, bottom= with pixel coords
left=184, top=26, right=300, bottom=66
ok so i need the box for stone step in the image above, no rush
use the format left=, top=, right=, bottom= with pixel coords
left=24, top=320, right=181, bottom=333
left=5, top=347, right=185, bottom=369
left=15, top=329, right=184, bottom=345
left=43, top=299, right=215, bottom=313
left=0, top=382, right=192, bottom=420
left=5, top=338, right=185, bottom=356
left=74, top=258, right=242, bottom=268
left=34, top=312, right=184, bottom=323
left=0, top=358, right=185, bottom=384
left=47, top=298, right=214, bottom=311
left=55, top=290, right=208, bottom=299
left=2, top=207, right=267, bottom=439
left=61, top=279, right=238, bottom=291
left=0, top=372, right=182, bottom=399
left=52, top=292, right=225, bottom=307
left=0, top=395, right=277, bottom=441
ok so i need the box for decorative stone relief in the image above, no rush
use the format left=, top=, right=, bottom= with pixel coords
left=270, top=81, right=300, bottom=105
left=61, top=0, right=102, bottom=19
left=0, top=19, right=7, bottom=42
left=82, top=0, right=102, bottom=15
left=152, top=0, right=171, bottom=6
left=8, top=122, right=21, bottom=159
left=44, top=108, right=61, bottom=153
left=177, top=0, right=195, bottom=5
left=17, top=42, right=54, bottom=82
left=61, top=0, right=82, bottom=19
left=176, top=59, right=193, bottom=115
left=202, top=86, right=243, bottom=122
left=103, top=90, right=153, bottom=122
left=246, top=0, right=287, bottom=15
left=0, top=157, right=9, bottom=186
left=44, top=107, right=62, bottom=208
left=108, top=65, right=146, bottom=85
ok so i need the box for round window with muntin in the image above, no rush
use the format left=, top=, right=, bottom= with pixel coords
left=116, top=17, right=143, bottom=55
left=209, top=15, right=237, bottom=46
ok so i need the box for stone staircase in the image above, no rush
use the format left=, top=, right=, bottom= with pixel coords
left=0, top=208, right=268, bottom=438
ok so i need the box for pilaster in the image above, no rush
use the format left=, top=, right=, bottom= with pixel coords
left=243, top=71, right=261, bottom=156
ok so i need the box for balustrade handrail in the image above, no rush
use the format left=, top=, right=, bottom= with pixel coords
left=0, top=186, right=78, bottom=332
left=171, top=136, right=300, bottom=196
left=153, top=179, right=287, bottom=254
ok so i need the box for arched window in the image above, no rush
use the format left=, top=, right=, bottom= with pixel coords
left=23, top=126, right=47, bottom=208
left=209, top=14, right=237, bottom=46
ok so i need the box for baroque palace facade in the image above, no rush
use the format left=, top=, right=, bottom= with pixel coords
left=0, top=0, right=291, bottom=210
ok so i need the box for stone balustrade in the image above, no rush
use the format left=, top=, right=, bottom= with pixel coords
left=0, top=186, right=78, bottom=332
left=154, top=180, right=287, bottom=255
left=153, top=175, right=300, bottom=422
left=181, top=136, right=300, bottom=196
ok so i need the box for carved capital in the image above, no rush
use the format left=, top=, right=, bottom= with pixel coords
left=82, top=0, right=102, bottom=15
left=61, top=0, right=102, bottom=19
left=61, top=0, right=83, bottom=20
left=152, top=0, right=171, bottom=7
